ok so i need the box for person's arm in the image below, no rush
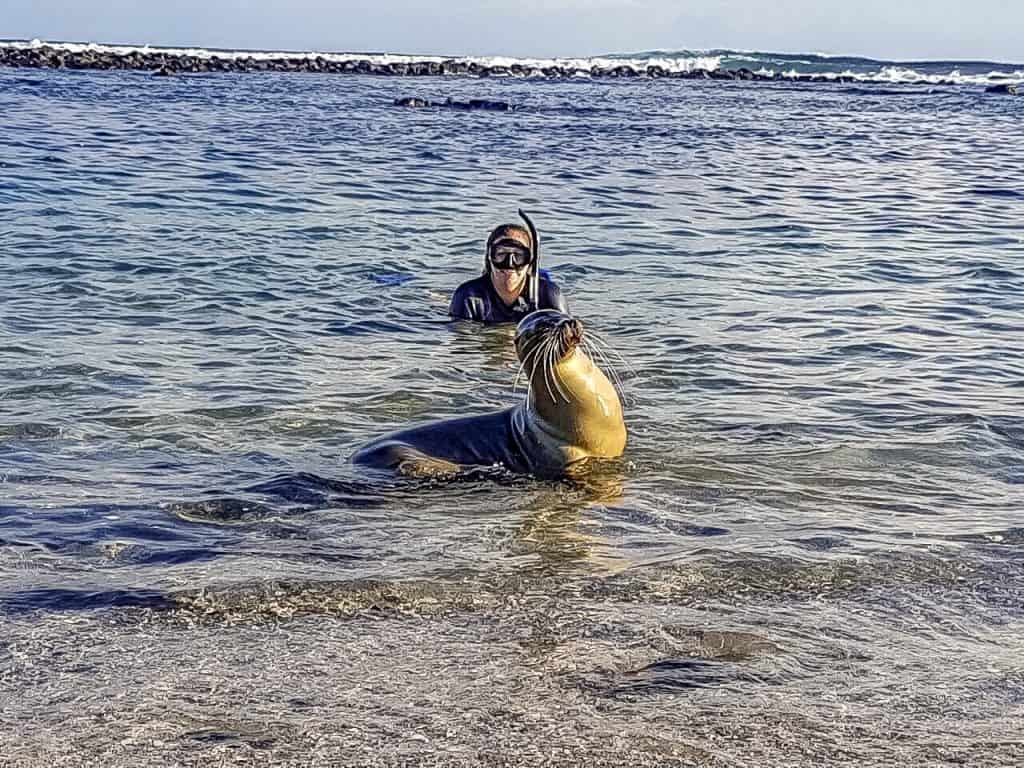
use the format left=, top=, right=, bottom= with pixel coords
left=448, top=284, right=483, bottom=321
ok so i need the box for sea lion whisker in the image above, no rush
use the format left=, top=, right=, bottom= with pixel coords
left=580, top=337, right=601, bottom=370
left=513, top=360, right=529, bottom=398
left=527, top=337, right=553, bottom=400
left=517, top=339, right=548, bottom=399
left=580, top=337, right=608, bottom=380
left=537, top=336, right=558, bottom=405
left=513, top=350, right=526, bottom=394
left=582, top=333, right=632, bottom=397
left=544, top=335, right=569, bottom=404
left=582, top=338, right=626, bottom=399
left=585, top=328, right=631, bottom=367
left=514, top=340, right=542, bottom=390
left=547, top=337, right=572, bottom=403
left=600, top=350, right=628, bottom=402
left=512, top=352, right=528, bottom=395
left=586, top=329, right=635, bottom=378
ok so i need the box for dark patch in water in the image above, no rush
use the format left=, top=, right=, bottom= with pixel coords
left=583, top=552, right=993, bottom=606
left=182, top=728, right=278, bottom=749
left=968, top=187, right=1023, bottom=198
left=0, top=422, right=64, bottom=439
left=369, top=272, right=416, bottom=286
left=618, top=658, right=768, bottom=692
left=845, top=87, right=942, bottom=96
left=170, top=577, right=498, bottom=621
left=606, top=506, right=731, bottom=538
left=662, top=626, right=782, bottom=661
left=245, top=472, right=389, bottom=507
left=0, top=588, right=170, bottom=613
left=190, top=405, right=274, bottom=420
left=790, top=536, right=849, bottom=551
left=948, top=528, right=1024, bottom=546
left=167, top=498, right=283, bottom=525
left=324, top=319, right=412, bottom=336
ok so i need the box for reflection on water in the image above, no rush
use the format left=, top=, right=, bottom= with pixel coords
left=1, top=67, right=1023, bottom=765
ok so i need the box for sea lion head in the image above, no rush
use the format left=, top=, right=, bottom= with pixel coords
left=514, top=309, right=582, bottom=368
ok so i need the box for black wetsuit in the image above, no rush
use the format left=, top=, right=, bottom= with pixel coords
left=448, top=274, right=568, bottom=324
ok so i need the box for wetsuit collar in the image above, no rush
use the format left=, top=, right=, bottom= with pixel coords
left=488, top=274, right=530, bottom=312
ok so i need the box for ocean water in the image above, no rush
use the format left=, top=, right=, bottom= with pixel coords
left=1, top=65, right=1023, bottom=766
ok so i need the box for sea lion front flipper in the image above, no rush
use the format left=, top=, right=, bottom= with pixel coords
left=354, top=440, right=462, bottom=479
left=395, top=451, right=462, bottom=480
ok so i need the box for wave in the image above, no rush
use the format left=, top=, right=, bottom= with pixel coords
left=611, top=48, right=1024, bottom=86
left=1, top=39, right=1021, bottom=85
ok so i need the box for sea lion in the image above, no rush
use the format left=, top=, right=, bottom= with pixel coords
left=351, top=310, right=626, bottom=478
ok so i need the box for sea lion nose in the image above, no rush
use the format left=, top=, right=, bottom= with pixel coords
left=561, top=318, right=583, bottom=347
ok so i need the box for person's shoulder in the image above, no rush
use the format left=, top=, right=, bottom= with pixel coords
left=449, top=274, right=490, bottom=319
left=453, top=274, right=488, bottom=296
left=539, top=273, right=561, bottom=290
left=538, top=275, right=569, bottom=312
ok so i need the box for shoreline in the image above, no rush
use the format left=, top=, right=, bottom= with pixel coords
left=0, top=44, right=953, bottom=85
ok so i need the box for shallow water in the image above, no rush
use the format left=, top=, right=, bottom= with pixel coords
left=1, top=68, right=1023, bottom=766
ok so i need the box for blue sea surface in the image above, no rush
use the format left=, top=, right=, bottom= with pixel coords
left=1, top=67, right=1023, bottom=765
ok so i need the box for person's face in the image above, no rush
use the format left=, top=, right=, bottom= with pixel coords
left=489, top=244, right=531, bottom=297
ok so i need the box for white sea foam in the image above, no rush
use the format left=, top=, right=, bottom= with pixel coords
left=762, top=64, right=1023, bottom=86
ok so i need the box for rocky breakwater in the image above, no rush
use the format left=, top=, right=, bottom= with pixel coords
left=0, top=45, right=985, bottom=87
left=0, top=44, right=879, bottom=83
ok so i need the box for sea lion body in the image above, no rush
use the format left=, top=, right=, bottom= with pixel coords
left=351, top=311, right=625, bottom=478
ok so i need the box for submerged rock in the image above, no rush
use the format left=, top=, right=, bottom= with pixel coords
left=451, top=98, right=512, bottom=111
left=986, top=83, right=1020, bottom=95
left=393, top=96, right=430, bottom=107
left=393, top=96, right=514, bottom=111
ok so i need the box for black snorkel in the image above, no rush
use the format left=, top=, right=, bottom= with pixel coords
left=518, top=208, right=540, bottom=312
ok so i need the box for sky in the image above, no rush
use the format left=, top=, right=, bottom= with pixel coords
left=3, top=1, right=1022, bottom=62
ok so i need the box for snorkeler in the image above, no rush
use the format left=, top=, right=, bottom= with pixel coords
left=448, top=210, right=568, bottom=324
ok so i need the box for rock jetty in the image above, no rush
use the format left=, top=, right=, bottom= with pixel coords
left=0, top=44, right=893, bottom=83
